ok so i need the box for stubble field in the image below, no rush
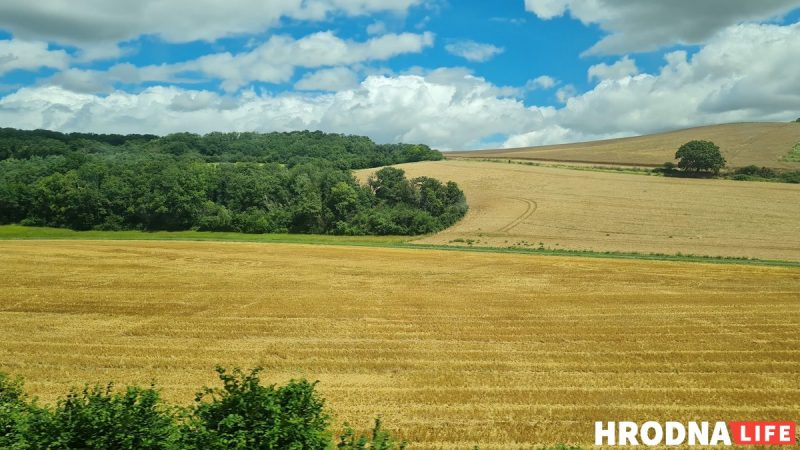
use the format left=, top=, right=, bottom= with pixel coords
left=448, top=122, right=800, bottom=169
left=1, top=240, right=799, bottom=448
left=357, top=160, right=800, bottom=262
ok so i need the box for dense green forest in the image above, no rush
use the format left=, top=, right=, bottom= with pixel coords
left=0, top=128, right=466, bottom=235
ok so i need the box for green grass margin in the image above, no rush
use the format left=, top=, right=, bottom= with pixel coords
left=1, top=225, right=798, bottom=268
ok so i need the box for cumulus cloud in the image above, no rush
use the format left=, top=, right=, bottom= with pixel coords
left=0, top=39, right=69, bottom=75
left=445, top=40, right=505, bottom=62
left=524, top=0, right=800, bottom=54
left=187, top=31, right=435, bottom=92
left=526, top=75, right=557, bottom=90
left=587, top=56, right=638, bottom=82
left=0, top=72, right=546, bottom=150
left=45, top=31, right=434, bottom=93
left=295, top=67, right=360, bottom=91
left=0, top=0, right=423, bottom=50
left=366, top=21, right=388, bottom=35
left=3, top=22, right=799, bottom=151
left=505, top=22, right=800, bottom=146
left=555, top=85, right=577, bottom=103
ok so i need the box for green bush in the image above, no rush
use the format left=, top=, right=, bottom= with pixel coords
left=181, top=367, right=330, bottom=450
left=0, top=368, right=407, bottom=450
left=24, top=384, right=179, bottom=450
left=337, top=418, right=406, bottom=450
left=734, top=165, right=777, bottom=178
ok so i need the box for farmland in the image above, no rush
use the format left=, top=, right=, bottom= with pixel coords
left=1, top=240, right=799, bottom=448
left=358, top=160, right=800, bottom=262
left=449, top=122, right=800, bottom=169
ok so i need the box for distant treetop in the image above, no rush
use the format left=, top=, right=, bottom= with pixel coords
left=0, top=128, right=443, bottom=169
left=675, top=140, right=726, bottom=174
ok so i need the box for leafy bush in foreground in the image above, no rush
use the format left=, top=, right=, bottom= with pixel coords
left=0, top=368, right=406, bottom=450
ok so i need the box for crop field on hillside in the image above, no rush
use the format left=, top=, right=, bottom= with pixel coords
left=358, top=160, right=800, bottom=262
left=1, top=240, right=799, bottom=448
left=449, top=123, right=800, bottom=169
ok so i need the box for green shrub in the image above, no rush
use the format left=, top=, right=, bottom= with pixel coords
left=337, top=418, right=406, bottom=450
left=1, top=368, right=407, bottom=450
left=24, top=384, right=178, bottom=450
left=734, top=165, right=777, bottom=178
left=0, top=372, right=30, bottom=449
left=181, top=367, right=330, bottom=450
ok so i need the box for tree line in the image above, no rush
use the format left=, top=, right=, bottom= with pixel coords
left=0, top=128, right=442, bottom=169
left=0, top=129, right=466, bottom=235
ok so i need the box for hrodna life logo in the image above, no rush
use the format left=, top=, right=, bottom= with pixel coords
left=595, top=421, right=796, bottom=446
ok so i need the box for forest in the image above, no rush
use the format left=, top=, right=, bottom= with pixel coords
left=0, top=128, right=466, bottom=235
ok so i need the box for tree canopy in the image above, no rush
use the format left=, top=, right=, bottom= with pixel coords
left=675, top=140, right=726, bottom=174
left=0, top=128, right=466, bottom=235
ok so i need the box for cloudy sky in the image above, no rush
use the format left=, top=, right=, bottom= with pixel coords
left=1, top=1, right=799, bottom=150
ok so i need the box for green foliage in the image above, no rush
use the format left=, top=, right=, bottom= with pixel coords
left=783, top=142, right=800, bottom=162
left=181, top=367, right=330, bottom=450
left=0, top=369, right=407, bottom=450
left=0, top=372, right=31, bottom=449
left=728, top=165, right=800, bottom=183
left=337, top=418, right=406, bottom=450
left=24, top=385, right=179, bottom=450
left=0, top=129, right=466, bottom=236
left=675, top=140, right=726, bottom=174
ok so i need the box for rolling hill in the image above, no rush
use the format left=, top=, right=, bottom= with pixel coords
left=449, top=122, right=800, bottom=169
left=357, top=160, right=800, bottom=261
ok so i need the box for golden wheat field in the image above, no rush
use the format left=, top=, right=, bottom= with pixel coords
left=449, top=123, right=800, bottom=169
left=358, top=160, right=800, bottom=262
left=1, top=240, right=799, bottom=448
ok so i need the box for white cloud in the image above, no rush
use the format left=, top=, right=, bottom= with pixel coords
left=524, top=0, right=800, bottom=54
left=45, top=31, right=435, bottom=93
left=588, top=56, right=638, bottom=82
left=295, top=67, right=360, bottom=91
left=0, top=72, right=546, bottom=150
left=526, top=75, right=557, bottom=90
left=445, top=40, right=505, bottom=62
left=178, top=31, right=434, bottom=92
left=505, top=22, right=800, bottom=146
left=3, top=22, right=799, bottom=152
left=366, top=21, right=387, bottom=35
left=0, top=0, right=423, bottom=51
left=0, top=39, right=69, bottom=75
left=555, top=84, right=576, bottom=103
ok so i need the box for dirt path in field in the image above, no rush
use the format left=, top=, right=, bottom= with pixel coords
left=497, top=197, right=538, bottom=233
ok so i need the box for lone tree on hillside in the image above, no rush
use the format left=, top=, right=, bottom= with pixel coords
left=675, top=140, right=726, bottom=174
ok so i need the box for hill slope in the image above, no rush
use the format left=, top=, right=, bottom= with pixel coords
left=449, top=122, right=800, bottom=169
left=358, top=160, right=800, bottom=261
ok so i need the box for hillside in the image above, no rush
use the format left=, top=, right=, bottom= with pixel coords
left=357, top=160, right=800, bottom=261
left=449, top=122, right=800, bottom=169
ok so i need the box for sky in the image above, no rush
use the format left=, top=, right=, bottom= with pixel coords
left=0, top=1, right=799, bottom=150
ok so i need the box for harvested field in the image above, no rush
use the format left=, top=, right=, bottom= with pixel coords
left=1, top=240, right=799, bottom=448
left=358, top=160, right=800, bottom=262
left=449, top=122, right=800, bottom=169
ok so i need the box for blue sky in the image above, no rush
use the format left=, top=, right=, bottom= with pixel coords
left=1, top=1, right=799, bottom=149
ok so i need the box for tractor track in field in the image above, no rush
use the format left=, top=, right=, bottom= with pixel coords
left=498, top=197, right=537, bottom=233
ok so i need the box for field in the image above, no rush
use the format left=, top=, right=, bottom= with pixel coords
left=449, top=122, right=800, bottom=169
left=1, top=240, right=799, bottom=448
left=358, top=160, right=800, bottom=262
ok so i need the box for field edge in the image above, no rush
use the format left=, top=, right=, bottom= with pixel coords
left=1, top=225, right=798, bottom=268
